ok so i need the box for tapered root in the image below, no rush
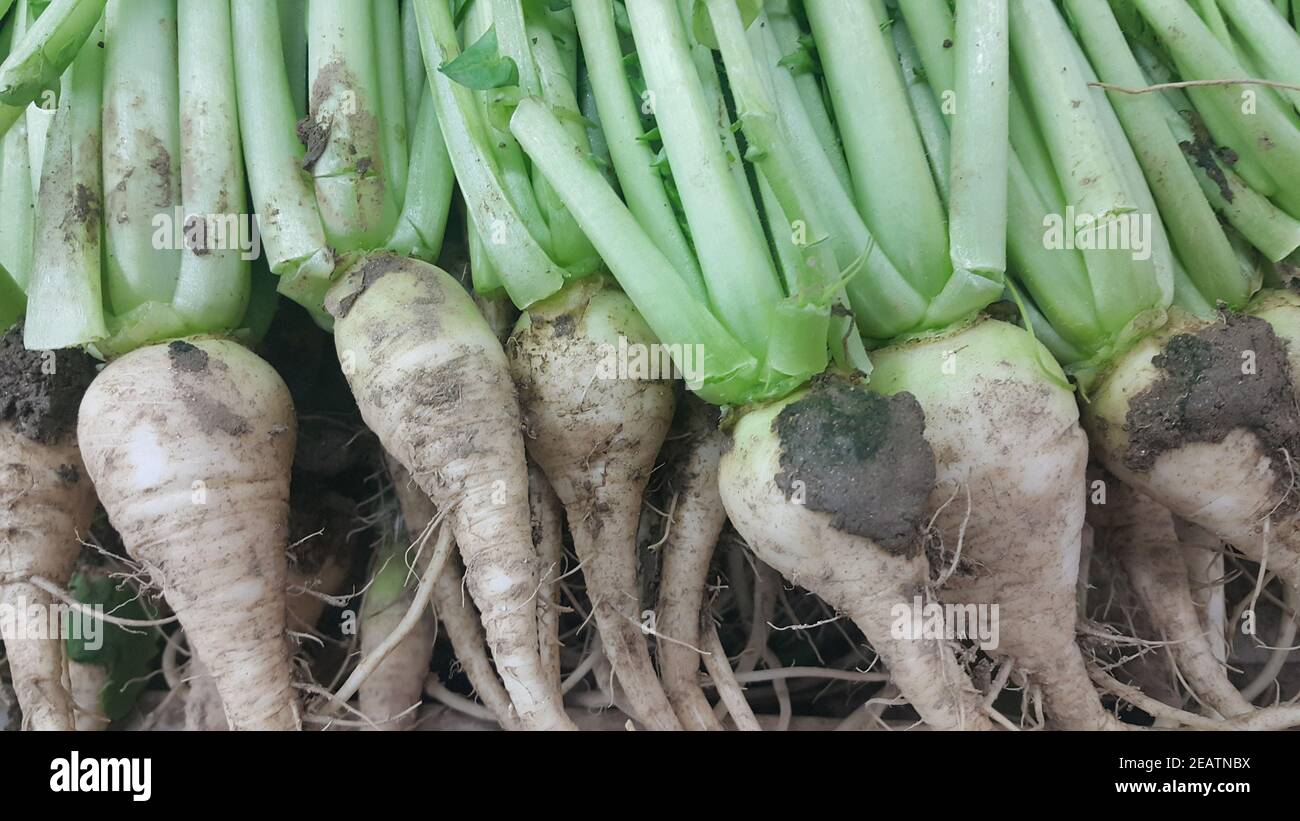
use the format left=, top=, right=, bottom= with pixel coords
left=508, top=280, right=680, bottom=730
left=719, top=379, right=993, bottom=731
left=1085, top=311, right=1300, bottom=593
left=655, top=399, right=728, bottom=731
left=870, top=319, right=1117, bottom=730
left=78, top=339, right=299, bottom=731
left=329, top=253, right=571, bottom=730
left=360, top=584, right=436, bottom=731
left=387, top=457, right=519, bottom=730
left=1093, top=484, right=1253, bottom=718
left=0, top=425, right=95, bottom=730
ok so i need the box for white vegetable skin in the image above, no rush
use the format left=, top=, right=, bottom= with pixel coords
left=78, top=338, right=299, bottom=731
left=0, top=425, right=95, bottom=730
left=328, top=254, right=572, bottom=731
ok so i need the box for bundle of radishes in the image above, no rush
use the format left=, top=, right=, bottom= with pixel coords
left=1, top=0, right=1299, bottom=732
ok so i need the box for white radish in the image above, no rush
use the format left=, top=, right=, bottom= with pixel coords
left=0, top=424, right=95, bottom=730
left=530, top=463, right=565, bottom=687
left=507, top=278, right=680, bottom=731
left=68, top=660, right=110, bottom=731
left=719, top=377, right=994, bottom=731
left=358, top=559, right=436, bottom=731
left=655, top=396, right=727, bottom=731
left=1085, top=310, right=1300, bottom=593
left=869, top=318, right=1119, bottom=729
left=381, top=456, right=518, bottom=730
left=326, top=252, right=572, bottom=731
left=78, top=338, right=299, bottom=731
left=0, top=332, right=98, bottom=731
left=1091, top=481, right=1253, bottom=718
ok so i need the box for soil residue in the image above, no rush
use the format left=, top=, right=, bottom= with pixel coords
left=773, top=377, right=936, bottom=555
left=168, top=340, right=209, bottom=373
left=0, top=323, right=98, bottom=444
left=552, top=314, right=575, bottom=338
left=1179, top=110, right=1235, bottom=203
left=327, top=253, right=407, bottom=320
left=1124, top=312, right=1300, bottom=513
left=297, top=114, right=330, bottom=172
left=148, top=138, right=174, bottom=206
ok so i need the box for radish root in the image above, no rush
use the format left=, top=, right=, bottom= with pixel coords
left=328, top=253, right=573, bottom=730
left=79, top=339, right=299, bottom=731
left=654, top=396, right=728, bottom=730
left=508, top=279, right=680, bottom=730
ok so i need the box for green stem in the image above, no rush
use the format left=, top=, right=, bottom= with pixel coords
left=755, top=12, right=872, bottom=271
left=385, top=86, right=454, bottom=262
left=1129, top=41, right=1299, bottom=261
left=413, top=0, right=564, bottom=307
left=22, top=0, right=55, bottom=192
left=948, top=0, right=1009, bottom=277
left=806, top=0, right=950, bottom=299
left=674, top=0, right=763, bottom=240
left=0, top=0, right=32, bottom=291
left=461, top=2, right=554, bottom=259
left=625, top=0, right=782, bottom=358
left=374, top=0, right=409, bottom=207
left=1217, top=0, right=1300, bottom=114
left=1068, top=0, right=1252, bottom=307
left=1011, top=0, right=1162, bottom=335
left=0, top=0, right=105, bottom=132
left=171, top=0, right=250, bottom=331
left=279, top=0, right=307, bottom=120
left=231, top=0, right=333, bottom=323
left=400, top=0, right=423, bottom=132
left=894, top=19, right=951, bottom=206
left=306, top=0, right=399, bottom=251
left=572, top=0, right=704, bottom=299
left=765, top=0, right=851, bottom=190
left=1133, top=0, right=1300, bottom=217
left=102, top=0, right=180, bottom=315
left=22, top=15, right=104, bottom=350
left=524, top=10, right=599, bottom=273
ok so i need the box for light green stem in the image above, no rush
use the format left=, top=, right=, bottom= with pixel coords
left=625, top=0, right=782, bottom=357
left=948, top=0, right=1009, bottom=277
left=231, top=0, right=333, bottom=321
left=306, top=0, right=399, bottom=251
left=0, top=0, right=105, bottom=131
left=572, top=0, right=704, bottom=299
left=386, top=86, right=454, bottom=262
left=23, top=16, right=104, bottom=350
left=374, top=0, right=409, bottom=207
left=172, top=0, right=250, bottom=330
left=413, top=0, right=564, bottom=307
left=806, top=0, right=950, bottom=298
left=102, top=0, right=180, bottom=314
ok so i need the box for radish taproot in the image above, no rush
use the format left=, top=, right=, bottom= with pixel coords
left=0, top=330, right=97, bottom=730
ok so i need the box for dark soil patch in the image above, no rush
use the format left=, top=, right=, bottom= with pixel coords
left=1124, top=312, right=1300, bottom=514
left=168, top=340, right=209, bottom=373
left=326, top=253, right=407, bottom=320
left=773, top=377, right=935, bottom=555
left=0, top=323, right=98, bottom=444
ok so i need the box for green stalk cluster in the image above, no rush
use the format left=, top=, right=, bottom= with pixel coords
left=20, top=0, right=276, bottom=356
left=234, top=0, right=456, bottom=329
